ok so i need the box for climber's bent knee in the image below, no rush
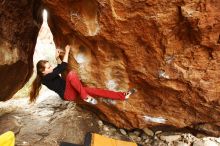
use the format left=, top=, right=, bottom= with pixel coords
left=67, top=71, right=78, bottom=78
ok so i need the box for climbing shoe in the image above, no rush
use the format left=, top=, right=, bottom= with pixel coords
left=84, top=96, right=98, bottom=105
left=125, top=88, right=137, bottom=99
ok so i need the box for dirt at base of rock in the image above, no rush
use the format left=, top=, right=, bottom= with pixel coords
left=0, top=94, right=219, bottom=146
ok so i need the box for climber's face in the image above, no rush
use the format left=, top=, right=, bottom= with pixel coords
left=42, top=62, right=53, bottom=75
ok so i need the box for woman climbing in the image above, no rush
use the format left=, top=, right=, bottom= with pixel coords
left=29, top=45, right=136, bottom=104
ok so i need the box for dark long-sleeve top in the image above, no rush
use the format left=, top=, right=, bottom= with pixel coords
left=42, top=62, right=67, bottom=99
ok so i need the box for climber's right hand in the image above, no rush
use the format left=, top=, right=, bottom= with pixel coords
left=65, top=45, right=71, bottom=53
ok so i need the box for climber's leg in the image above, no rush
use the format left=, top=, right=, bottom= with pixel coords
left=84, top=87, right=126, bottom=100
left=64, top=71, right=88, bottom=100
left=64, top=72, right=79, bottom=101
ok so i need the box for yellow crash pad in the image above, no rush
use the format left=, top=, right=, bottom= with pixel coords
left=91, top=133, right=137, bottom=146
left=0, top=131, right=15, bottom=146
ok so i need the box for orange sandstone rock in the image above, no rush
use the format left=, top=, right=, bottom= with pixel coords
left=42, top=0, right=220, bottom=136
left=0, top=0, right=219, bottom=136
left=0, top=1, right=40, bottom=101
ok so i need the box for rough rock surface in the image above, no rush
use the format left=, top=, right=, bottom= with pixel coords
left=41, top=0, right=220, bottom=136
left=0, top=94, right=219, bottom=146
left=0, top=93, right=100, bottom=145
left=0, top=0, right=220, bottom=137
left=0, top=0, right=40, bottom=101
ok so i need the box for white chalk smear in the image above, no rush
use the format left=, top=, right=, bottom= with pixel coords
left=158, top=70, right=169, bottom=79
left=143, top=115, right=166, bottom=124
left=75, top=53, right=86, bottom=63
left=106, top=80, right=117, bottom=90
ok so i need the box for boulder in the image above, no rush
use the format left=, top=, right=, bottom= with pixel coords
left=159, top=135, right=181, bottom=143
left=0, top=0, right=40, bottom=101
left=40, top=0, right=220, bottom=136
left=193, top=140, right=219, bottom=146
left=1, top=0, right=220, bottom=136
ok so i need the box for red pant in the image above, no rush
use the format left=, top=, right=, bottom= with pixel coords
left=64, top=71, right=126, bottom=101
